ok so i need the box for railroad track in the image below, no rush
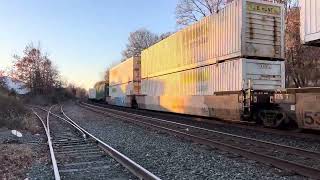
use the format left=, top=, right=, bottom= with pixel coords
left=90, top=102, right=320, bottom=140
left=32, top=105, right=160, bottom=180
left=79, top=102, right=320, bottom=179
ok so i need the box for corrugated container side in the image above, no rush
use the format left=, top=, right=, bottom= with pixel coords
left=109, top=83, right=134, bottom=97
left=109, top=56, right=141, bottom=97
left=141, top=0, right=284, bottom=79
left=245, top=0, right=284, bottom=58
left=141, top=58, right=285, bottom=96
left=109, top=57, right=134, bottom=86
left=300, top=0, right=320, bottom=45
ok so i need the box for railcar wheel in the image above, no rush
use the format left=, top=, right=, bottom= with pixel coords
left=259, top=110, right=287, bottom=128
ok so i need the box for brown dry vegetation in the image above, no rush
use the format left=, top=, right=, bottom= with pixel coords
left=0, top=86, right=41, bottom=133
left=0, top=91, right=27, bottom=129
left=12, top=43, right=61, bottom=95
left=0, top=144, right=36, bottom=180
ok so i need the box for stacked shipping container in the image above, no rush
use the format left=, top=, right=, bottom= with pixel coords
left=136, top=0, right=286, bottom=120
left=142, top=0, right=284, bottom=79
left=108, top=56, right=141, bottom=106
left=107, top=0, right=286, bottom=122
left=141, top=59, right=285, bottom=96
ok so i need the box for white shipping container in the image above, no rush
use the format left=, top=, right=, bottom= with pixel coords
left=141, top=59, right=285, bottom=96
left=88, top=88, right=96, bottom=99
left=109, top=82, right=135, bottom=97
left=300, top=0, right=320, bottom=45
left=108, top=83, right=137, bottom=107
left=142, top=0, right=285, bottom=79
left=109, top=56, right=141, bottom=98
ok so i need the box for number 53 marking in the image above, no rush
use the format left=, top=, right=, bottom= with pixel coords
left=304, top=112, right=320, bottom=125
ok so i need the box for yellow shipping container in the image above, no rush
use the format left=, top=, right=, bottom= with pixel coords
left=109, top=56, right=141, bottom=97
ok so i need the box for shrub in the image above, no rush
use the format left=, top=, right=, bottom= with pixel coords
left=0, top=92, right=27, bottom=129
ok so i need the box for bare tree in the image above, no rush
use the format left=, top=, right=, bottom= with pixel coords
left=12, top=43, right=61, bottom=95
left=75, top=87, right=87, bottom=99
left=274, top=0, right=320, bottom=87
left=122, top=28, right=159, bottom=60
left=104, top=68, right=109, bottom=82
left=158, top=32, right=173, bottom=40
left=0, top=70, right=4, bottom=77
left=0, top=70, right=5, bottom=89
left=273, top=0, right=298, bottom=12
left=285, top=7, right=320, bottom=87
left=176, top=0, right=226, bottom=26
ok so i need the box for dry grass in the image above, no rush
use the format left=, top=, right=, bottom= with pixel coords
left=23, top=113, right=42, bottom=134
left=0, top=144, right=35, bottom=180
left=0, top=92, right=26, bottom=129
left=0, top=88, right=42, bottom=132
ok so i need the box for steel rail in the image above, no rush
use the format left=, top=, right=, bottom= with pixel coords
left=81, top=102, right=320, bottom=159
left=89, top=102, right=320, bottom=141
left=46, top=106, right=54, bottom=139
left=80, top=102, right=320, bottom=179
left=35, top=106, right=87, bottom=138
left=32, top=108, right=61, bottom=180
left=60, top=106, right=87, bottom=139
left=39, top=105, right=161, bottom=180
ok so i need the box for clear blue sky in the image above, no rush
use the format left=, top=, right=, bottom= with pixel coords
left=0, top=0, right=178, bottom=89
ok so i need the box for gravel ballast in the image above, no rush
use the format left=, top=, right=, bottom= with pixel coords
left=49, top=106, right=137, bottom=180
left=63, top=103, right=306, bottom=180
left=94, top=103, right=320, bottom=153
left=0, top=123, right=53, bottom=179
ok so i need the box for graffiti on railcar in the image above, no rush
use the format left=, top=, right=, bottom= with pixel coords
left=304, top=112, right=320, bottom=126
left=297, top=93, right=320, bottom=130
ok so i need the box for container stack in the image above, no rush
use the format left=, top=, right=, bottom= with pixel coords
left=108, top=56, right=141, bottom=106
left=141, top=0, right=285, bottom=95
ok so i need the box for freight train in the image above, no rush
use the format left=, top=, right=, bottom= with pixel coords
left=90, top=0, right=320, bottom=131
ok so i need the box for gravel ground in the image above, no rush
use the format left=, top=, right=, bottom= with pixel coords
left=0, top=123, right=53, bottom=180
left=94, top=103, right=320, bottom=152
left=63, top=103, right=306, bottom=180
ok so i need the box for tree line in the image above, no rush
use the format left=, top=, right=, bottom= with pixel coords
left=11, top=43, right=60, bottom=95
left=1, top=43, right=86, bottom=99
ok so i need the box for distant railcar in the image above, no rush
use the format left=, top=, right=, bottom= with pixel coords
left=88, top=88, right=96, bottom=100
left=88, top=81, right=107, bottom=102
